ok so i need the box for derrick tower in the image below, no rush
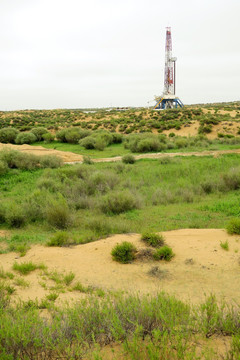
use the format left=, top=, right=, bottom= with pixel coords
left=154, top=27, right=183, bottom=110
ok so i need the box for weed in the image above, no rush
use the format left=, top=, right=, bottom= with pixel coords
left=111, top=241, right=137, bottom=263
left=14, top=277, right=30, bottom=288
left=153, top=246, right=175, bottom=261
left=72, top=281, right=91, bottom=293
left=141, top=232, right=165, bottom=248
left=46, top=292, right=59, bottom=302
left=13, top=262, right=46, bottom=275
left=220, top=240, right=229, bottom=251
left=47, top=231, right=71, bottom=247
left=63, top=272, right=75, bottom=286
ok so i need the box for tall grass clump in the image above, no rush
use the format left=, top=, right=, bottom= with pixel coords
left=5, top=203, right=26, bottom=228
left=153, top=246, right=174, bottom=261
left=47, top=231, right=71, bottom=247
left=111, top=241, right=137, bottom=263
left=100, top=190, right=141, bottom=214
left=12, top=262, right=45, bottom=275
left=226, top=218, right=240, bottom=235
left=45, top=198, right=73, bottom=229
left=141, top=232, right=165, bottom=248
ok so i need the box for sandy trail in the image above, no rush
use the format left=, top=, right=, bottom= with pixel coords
left=1, top=229, right=240, bottom=305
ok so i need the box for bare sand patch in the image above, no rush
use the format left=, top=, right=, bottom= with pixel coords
left=0, top=143, right=83, bottom=162
left=1, top=229, right=240, bottom=305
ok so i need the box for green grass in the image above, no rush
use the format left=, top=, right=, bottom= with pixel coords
left=32, top=141, right=132, bottom=158
left=32, top=140, right=240, bottom=159
left=220, top=240, right=229, bottom=251
left=12, top=262, right=46, bottom=275
left=1, top=154, right=240, bottom=246
left=0, top=290, right=240, bottom=359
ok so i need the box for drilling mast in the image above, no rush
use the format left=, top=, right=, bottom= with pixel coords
left=154, top=27, right=183, bottom=110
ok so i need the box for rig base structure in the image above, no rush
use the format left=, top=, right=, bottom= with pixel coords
left=154, top=95, right=184, bottom=110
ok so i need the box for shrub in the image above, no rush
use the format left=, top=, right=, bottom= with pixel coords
left=0, top=127, right=19, bottom=143
left=83, top=156, right=93, bottom=165
left=141, top=232, right=165, bottom=248
left=153, top=246, right=174, bottom=261
left=42, top=133, right=55, bottom=143
left=222, top=168, right=240, bottom=190
left=226, top=218, right=240, bottom=235
left=122, top=154, right=136, bottom=164
left=47, top=231, right=71, bottom=247
left=5, top=203, right=26, bottom=228
left=111, top=241, right=137, bottom=263
left=0, top=160, right=8, bottom=175
left=31, top=127, right=49, bottom=141
left=16, top=132, right=37, bottom=144
left=39, top=155, right=63, bottom=168
left=175, top=138, right=188, bottom=148
left=100, top=190, right=140, bottom=214
left=79, top=136, right=96, bottom=149
left=56, top=128, right=68, bottom=142
left=65, top=128, right=91, bottom=144
left=45, top=199, right=73, bottom=229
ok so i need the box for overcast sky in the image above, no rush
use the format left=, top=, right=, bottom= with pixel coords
left=0, top=0, right=239, bottom=110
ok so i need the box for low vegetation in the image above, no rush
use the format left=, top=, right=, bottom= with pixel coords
left=141, top=232, right=165, bottom=247
left=0, top=289, right=239, bottom=359
left=111, top=241, right=137, bottom=263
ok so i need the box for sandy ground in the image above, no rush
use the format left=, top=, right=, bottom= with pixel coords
left=0, top=143, right=83, bottom=162
left=1, top=229, right=240, bottom=305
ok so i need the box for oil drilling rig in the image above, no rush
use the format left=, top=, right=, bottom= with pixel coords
left=154, top=27, right=183, bottom=110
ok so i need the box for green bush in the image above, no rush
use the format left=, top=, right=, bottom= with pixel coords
left=45, top=199, right=73, bottom=229
left=222, top=168, right=240, bottom=190
left=153, top=246, right=174, bottom=261
left=175, top=138, right=188, bottom=148
left=0, top=160, right=8, bottom=175
left=141, top=232, right=165, bottom=248
left=111, top=241, right=137, bottom=263
left=39, top=155, right=63, bottom=169
left=47, top=231, right=71, bottom=247
left=31, top=127, right=49, bottom=141
left=15, top=132, right=37, bottom=144
left=0, top=127, right=19, bottom=143
left=100, top=190, right=140, bottom=214
left=5, top=204, right=26, bottom=228
left=56, top=128, right=68, bottom=142
left=65, top=128, right=91, bottom=144
left=122, top=154, right=136, bottom=164
left=79, top=136, right=96, bottom=149
left=42, top=133, right=55, bottom=143
left=226, top=218, right=240, bottom=235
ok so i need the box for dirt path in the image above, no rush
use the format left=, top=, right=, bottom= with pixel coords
left=1, top=229, right=240, bottom=305
left=1, top=143, right=240, bottom=164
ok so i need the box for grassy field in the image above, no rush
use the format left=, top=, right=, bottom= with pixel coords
left=1, top=153, right=240, bottom=249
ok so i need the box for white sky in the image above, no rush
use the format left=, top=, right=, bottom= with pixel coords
left=0, top=0, right=239, bottom=110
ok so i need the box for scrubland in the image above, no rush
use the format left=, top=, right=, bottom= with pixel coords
left=1, top=102, right=240, bottom=359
